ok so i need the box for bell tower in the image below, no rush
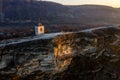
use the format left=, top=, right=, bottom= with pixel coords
left=35, top=23, right=45, bottom=36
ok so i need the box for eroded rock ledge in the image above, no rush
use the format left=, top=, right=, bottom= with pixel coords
left=0, top=27, right=120, bottom=80
left=51, top=27, right=120, bottom=80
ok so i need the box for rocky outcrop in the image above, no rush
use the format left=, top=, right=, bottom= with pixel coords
left=52, top=27, right=120, bottom=80
left=0, top=27, right=120, bottom=80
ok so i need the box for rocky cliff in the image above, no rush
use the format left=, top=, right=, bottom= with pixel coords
left=51, top=26, right=120, bottom=80
left=0, top=27, right=120, bottom=80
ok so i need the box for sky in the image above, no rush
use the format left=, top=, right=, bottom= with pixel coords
left=43, top=0, right=120, bottom=8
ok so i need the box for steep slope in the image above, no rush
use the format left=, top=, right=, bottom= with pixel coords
left=0, top=27, right=120, bottom=80
left=2, top=1, right=120, bottom=25
left=51, top=27, right=120, bottom=80
left=3, top=1, right=71, bottom=23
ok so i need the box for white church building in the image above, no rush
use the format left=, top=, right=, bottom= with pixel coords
left=35, top=23, right=45, bottom=36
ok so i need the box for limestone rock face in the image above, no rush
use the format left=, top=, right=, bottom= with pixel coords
left=52, top=27, right=120, bottom=80
left=0, top=27, right=120, bottom=80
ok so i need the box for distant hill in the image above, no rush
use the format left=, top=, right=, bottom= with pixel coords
left=68, top=5, right=120, bottom=25
left=2, top=1, right=120, bottom=25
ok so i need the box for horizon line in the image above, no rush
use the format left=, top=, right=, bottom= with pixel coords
left=37, top=0, right=120, bottom=8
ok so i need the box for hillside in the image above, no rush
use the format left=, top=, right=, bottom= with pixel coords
left=2, top=1, right=120, bottom=25
left=68, top=5, right=120, bottom=24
